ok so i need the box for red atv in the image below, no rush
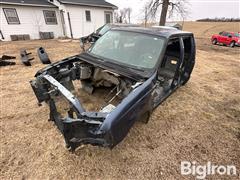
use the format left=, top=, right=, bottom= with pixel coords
left=211, top=31, right=240, bottom=47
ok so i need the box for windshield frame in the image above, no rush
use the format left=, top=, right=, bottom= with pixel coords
left=88, top=29, right=167, bottom=72
left=97, top=24, right=111, bottom=35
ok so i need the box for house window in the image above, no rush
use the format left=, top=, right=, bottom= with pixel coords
left=43, top=10, right=57, bottom=25
left=3, top=8, right=20, bottom=24
left=85, top=10, right=91, bottom=22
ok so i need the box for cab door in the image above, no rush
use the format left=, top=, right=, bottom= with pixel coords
left=225, top=33, right=233, bottom=45
left=220, top=32, right=228, bottom=44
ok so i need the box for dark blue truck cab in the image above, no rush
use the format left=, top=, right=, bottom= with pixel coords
left=30, top=27, right=195, bottom=151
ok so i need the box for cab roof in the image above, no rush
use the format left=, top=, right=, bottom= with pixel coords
left=109, top=23, right=140, bottom=27
left=111, top=26, right=193, bottom=39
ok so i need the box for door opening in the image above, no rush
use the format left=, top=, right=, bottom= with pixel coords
left=158, top=37, right=181, bottom=91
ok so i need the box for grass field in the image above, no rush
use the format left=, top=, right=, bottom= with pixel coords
left=0, top=22, right=240, bottom=179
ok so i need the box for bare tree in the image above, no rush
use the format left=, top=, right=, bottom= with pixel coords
left=114, top=11, right=121, bottom=23
left=147, top=0, right=188, bottom=26
left=144, top=6, right=148, bottom=27
left=119, top=9, right=127, bottom=23
left=125, top=8, right=132, bottom=23
left=116, top=8, right=132, bottom=23
left=33, top=12, right=43, bottom=36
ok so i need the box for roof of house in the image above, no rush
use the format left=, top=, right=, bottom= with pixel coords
left=0, top=0, right=117, bottom=9
left=0, top=0, right=56, bottom=7
left=58, top=0, right=117, bottom=9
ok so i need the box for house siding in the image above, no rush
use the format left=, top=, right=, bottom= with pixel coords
left=62, top=5, right=113, bottom=38
left=0, top=4, right=63, bottom=41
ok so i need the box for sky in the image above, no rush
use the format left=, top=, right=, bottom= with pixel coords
left=107, top=0, right=240, bottom=22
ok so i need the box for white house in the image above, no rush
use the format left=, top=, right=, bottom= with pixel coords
left=0, top=0, right=117, bottom=41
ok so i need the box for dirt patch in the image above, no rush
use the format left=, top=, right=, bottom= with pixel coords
left=1, top=23, right=240, bottom=179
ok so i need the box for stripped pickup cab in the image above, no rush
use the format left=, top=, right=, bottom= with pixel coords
left=30, top=27, right=196, bottom=151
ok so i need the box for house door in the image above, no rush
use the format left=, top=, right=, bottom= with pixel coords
left=104, top=12, right=112, bottom=24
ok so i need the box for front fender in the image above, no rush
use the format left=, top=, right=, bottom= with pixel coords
left=100, top=72, right=157, bottom=147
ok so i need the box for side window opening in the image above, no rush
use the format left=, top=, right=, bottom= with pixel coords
left=222, top=32, right=228, bottom=36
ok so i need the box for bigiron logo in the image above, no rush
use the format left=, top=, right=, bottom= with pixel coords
left=180, top=161, right=238, bottom=179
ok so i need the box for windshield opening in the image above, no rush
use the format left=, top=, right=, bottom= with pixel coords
left=89, top=30, right=165, bottom=69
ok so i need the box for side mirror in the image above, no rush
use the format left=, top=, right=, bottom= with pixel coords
left=79, top=38, right=85, bottom=52
left=228, top=35, right=232, bottom=38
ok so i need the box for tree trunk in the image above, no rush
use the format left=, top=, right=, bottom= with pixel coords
left=159, top=0, right=169, bottom=26
left=128, top=11, right=131, bottom=23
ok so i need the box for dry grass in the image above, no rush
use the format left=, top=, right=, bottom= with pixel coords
left=183, top=22, right=240, bottom=38
left=0, top=22, right=240, bottom=179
